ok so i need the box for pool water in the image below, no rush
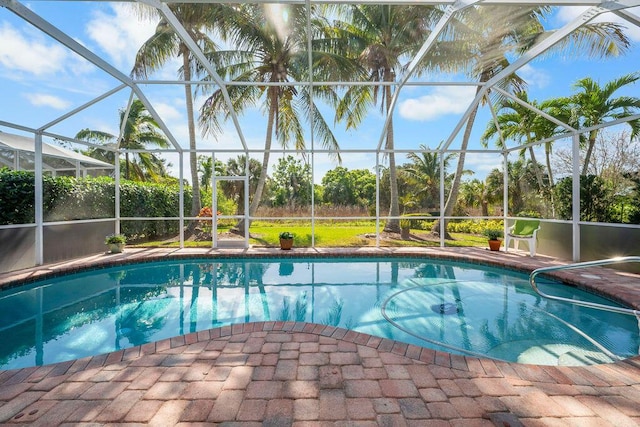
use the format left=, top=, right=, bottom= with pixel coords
left=0, top=257, right=638, bottom=369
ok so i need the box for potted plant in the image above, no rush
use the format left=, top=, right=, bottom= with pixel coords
left=105, top=234, right=126, bottom=253
left=279, top=231, right=294, bottom=250
left=483, top=228, right=503, bottom=252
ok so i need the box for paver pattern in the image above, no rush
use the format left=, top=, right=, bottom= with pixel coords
left=0, top=247, right=639, bottom=426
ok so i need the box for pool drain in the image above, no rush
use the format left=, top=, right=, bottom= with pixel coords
left=431, top=302, right=459, bottom=315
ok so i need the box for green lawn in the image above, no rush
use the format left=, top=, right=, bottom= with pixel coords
left=136, top=221, right=489, bottom=249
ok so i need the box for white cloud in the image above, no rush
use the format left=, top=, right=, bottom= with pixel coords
left=24, top=93, right=71, bottom=110
left=556, top=6, right=640, bottom=42
left=463, top=152, right=504, bottom=179
left=519, top=64, right=550, bottom=89
left=398, top=86, right=477, bottom=121
left=85, top=3, right=157, bottom=70
left=153, top=102, right=182, bottom=123
left=0, top=22, right=69, bottom=76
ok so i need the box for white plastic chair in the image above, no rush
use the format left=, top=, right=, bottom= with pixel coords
left=505, top=219, right=541, bottom=257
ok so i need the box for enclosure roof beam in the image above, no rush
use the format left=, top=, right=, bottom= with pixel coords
left=440, top=1, right=633, bottom=152
left=38, top=84, right=128, bottom=132
left=613, top=7, right=640, bottom=28
left=0, top=0, right=183, bottom=152
left=140, top=0, right=633, bottom=5
left=492, top=86, right=578, bottom=132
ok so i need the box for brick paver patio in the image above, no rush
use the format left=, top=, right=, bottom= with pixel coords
left=0, top=247, right=639, bottom=426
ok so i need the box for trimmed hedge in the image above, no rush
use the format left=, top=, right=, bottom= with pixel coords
left=0, top=168, right=191, bottom=239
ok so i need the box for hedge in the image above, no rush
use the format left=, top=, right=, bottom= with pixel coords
left=0, top=168, right=191, bottom=239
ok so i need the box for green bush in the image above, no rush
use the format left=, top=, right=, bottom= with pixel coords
left=0, top=169, right=36, bottom=224
left=447, top=219, right=504, bottom=234
left=0, top=169, right=190, bottom=239
left=401, top=213, right=432, bottom=230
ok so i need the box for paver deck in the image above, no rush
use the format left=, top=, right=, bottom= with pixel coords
left=0, top=247, right=639, bottom=426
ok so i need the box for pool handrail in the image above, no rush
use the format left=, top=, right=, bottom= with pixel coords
left=529, top=256, right=640, bottom=317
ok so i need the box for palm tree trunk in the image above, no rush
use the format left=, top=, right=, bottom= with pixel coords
left=182, top=45, right=201, bottom=221
left=236, top=88, right=278, bottom=234
left=433, top=89, right=482, bottom=239
left=581, top=130, right=598, bottom=176
left=527, top=146, right=545, bottom=190
left=545, top=144, right=556, bottom=217
left=383, top=82, right=400, bottom=234
left=125, top=152, right=130, bottom=180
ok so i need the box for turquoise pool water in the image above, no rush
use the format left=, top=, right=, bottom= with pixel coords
left=0, top=257, right=638, bottom=369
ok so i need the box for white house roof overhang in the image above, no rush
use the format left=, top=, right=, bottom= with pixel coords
left=0, top=131, right=113, bottom=171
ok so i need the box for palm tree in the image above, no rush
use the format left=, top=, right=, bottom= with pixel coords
left=404, top=143, right=454, bottom=212
left=219, top=155, right=261, bottom=216
left=481, top=91, right=547, bottom=191
left=131, top=4, right=230, bottom=219
left=459, top=179, right=492, bottom=216
left=568, top=72, right=640, bottom=175
left=77, top=99, right=170, bottom=181
left=197, top=155, right=213, bottom=192
left=486, top=159, right=541, bottom=215
left=429, top=5, right=630, bottom=237
left=532, top=98, right=573, bottom=189
left=482, top=92, right=578, bottom=216
left=199, top=4, right=349, bottom=233
left=331, top=5, right=438, bottom=233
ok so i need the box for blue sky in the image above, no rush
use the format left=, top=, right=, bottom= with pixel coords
left=1, top=2, right=639, bottom=182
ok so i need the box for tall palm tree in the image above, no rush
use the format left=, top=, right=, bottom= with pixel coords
left=481, top=91, right=547, bottom=190
left=331, top=4, right=438, bottom=233
left=532, top=98, right=573, bottom=189
left=77, top=99, right=170, bottom=181
left=199, top=4, right=351, bottom=233
left=567, top=72, right=640, bottom=175
left=131, top=4, right=230, bottom=218
left=429, top=5, right=629, bottom=237
left=482, top=92, right=579, bottom=217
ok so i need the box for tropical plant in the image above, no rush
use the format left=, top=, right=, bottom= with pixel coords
left=331, top=4, right=438, bottom=233
left=105, top=234, right=127, bottom=244
left=483, top=228, right=503, bottom=240
left=459, top=179, right=493, bottom=217
left=217, top=156, right=262, bottom=217
left=554, top=175, right=614, bottom=222
left=428, top=5, right=629, bottom=237
left=404, top=144, right=455, bottom=211
left=76, top=100, right=170, bottom=181
left=279, top=231, right=294, bottom=240
left=269, top=156, right=313, bottom=208
left=199, top=4, right=350, bottom=233
left=197, top=155, right=214, bottom=191
left=322, top=166, right=377, bottom=208
left=481, top=91, right=548, bottom=191
left=131, top=4, right=231, bottom=218
left=566, top=72, right=640, bottom=175
left=485, top=158, right=542, bottom=216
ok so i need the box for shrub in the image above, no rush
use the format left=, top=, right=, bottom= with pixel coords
left=0, top=169, right=191, bottom=239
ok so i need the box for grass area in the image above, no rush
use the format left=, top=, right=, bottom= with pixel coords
left=135, top=221, right=490, bottom=249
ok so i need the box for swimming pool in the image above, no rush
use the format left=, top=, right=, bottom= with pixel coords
left=0, top=257, right=638, bottom=369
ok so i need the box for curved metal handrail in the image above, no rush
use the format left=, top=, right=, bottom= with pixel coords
left=529, top=256, right=640, bottom=316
